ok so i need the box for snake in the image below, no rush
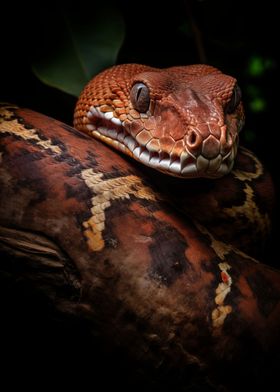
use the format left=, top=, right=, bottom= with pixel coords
left=0, top=93, right=279, bottom=390
left=72, top=63, right=275, bottom=260
left=74, top=64, right=244, bottom=179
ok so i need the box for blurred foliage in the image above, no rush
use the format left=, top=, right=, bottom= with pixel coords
left=247, top=56, right=275, bottom=77
left=32, top=5, right=124, bottom=96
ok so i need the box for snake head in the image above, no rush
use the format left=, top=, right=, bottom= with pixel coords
left=74, top=64, right=244, bottom=178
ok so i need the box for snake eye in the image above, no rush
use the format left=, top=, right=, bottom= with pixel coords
left=130, top=82, right=150, bottom=113
left=226, top=84, right=242, bottom=114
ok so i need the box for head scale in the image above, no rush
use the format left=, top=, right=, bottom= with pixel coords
left=74, top=64, right=244, bottom=178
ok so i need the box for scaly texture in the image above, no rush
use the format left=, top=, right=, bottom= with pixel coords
left=74, top=64, right=244, bottom=178
left=1, top=104, right=280, bottom=391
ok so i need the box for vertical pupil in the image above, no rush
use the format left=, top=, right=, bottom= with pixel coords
left=136, top=87, right=142, bottom=101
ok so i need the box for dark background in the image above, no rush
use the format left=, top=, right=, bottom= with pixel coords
left=0, top=0, right=279, bottom=389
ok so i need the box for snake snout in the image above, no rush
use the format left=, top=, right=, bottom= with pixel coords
left=185, top=123, right=233, bottom=159
left=182, top=123, right=236, bottom=178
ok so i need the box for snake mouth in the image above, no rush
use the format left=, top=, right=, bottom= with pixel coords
left=86, top=107, right=237, bottom=178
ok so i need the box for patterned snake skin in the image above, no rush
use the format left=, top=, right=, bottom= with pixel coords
left=0, top=103, right=279, bottom=391
left=73, top=64, right=273, bottom=258
left=74, top=64, right=244, bottom=178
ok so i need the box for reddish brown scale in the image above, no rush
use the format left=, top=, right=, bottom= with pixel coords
left=221, top=271, right=230, bottom=284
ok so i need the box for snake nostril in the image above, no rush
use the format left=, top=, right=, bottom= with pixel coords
left=187, top=130, right=198, bottom=147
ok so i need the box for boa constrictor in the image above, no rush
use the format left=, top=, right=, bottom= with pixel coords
left=74, top=64, right=273, bottom=258
left=0, top=65, right=278, bottom=391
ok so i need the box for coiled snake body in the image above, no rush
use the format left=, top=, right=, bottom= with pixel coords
left=74, top=64, right=244, bottom=178
left=0, top=65, right=278, bottom=391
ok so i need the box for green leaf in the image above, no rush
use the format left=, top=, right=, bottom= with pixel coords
left=248, top=56, right=264, bottom=77
left=32, top=5, right=125, bottom=97
left=249, top=98, right=266, bottom=112
left=247, top=55, right=275, bottom=77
